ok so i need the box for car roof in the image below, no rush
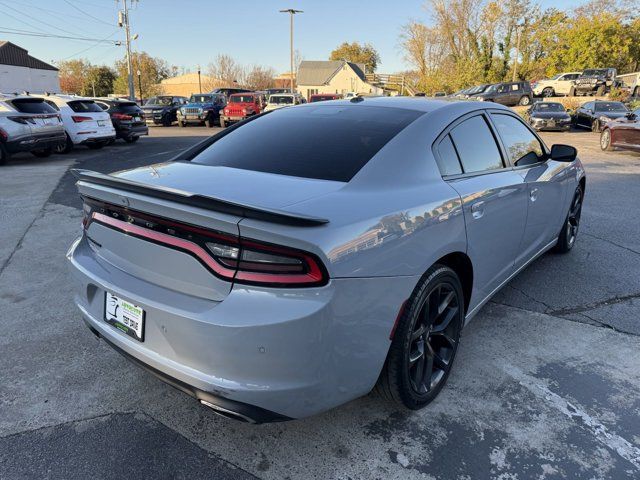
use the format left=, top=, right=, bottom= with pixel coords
left=229, top=92, right=256, bottom=97
left=296, top=96, right=507, bottom=115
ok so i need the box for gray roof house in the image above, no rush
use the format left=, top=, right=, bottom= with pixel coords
left=297, top=60, right=383, bottom=99
left=0, top=41, right=60, bottom=93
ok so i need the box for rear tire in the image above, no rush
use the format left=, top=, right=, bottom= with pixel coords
left=555, top=186, right=583, bottom=254
left=542, top=87, right=554, bottom=97
left=376, top=265, right=464, bottom=409
left=31, top=147, right=53, bottom=158
left=54, top=133, right=73, bottom=154
left=0, top=144, right=8, bottom=165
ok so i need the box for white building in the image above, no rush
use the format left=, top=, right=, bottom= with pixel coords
left=296, top=60, right=383, bottom=100
left=0, top=41, right=60, bottom=93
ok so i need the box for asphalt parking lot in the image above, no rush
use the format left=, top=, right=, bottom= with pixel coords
left=1, top=126, right=639, bottom=479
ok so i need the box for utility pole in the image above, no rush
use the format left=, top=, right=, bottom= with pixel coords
left=118, top=0, right=136, bottom=100
left=279, top=9, right=302, bottom=94
left=197, top=64, right=202, bottom=93
left=137, top=69, right=143, bottom=104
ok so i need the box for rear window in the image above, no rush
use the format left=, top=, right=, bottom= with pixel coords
left=10, top=99, right=57, bottom=114
left=68, top=100, right=103, bottom=113
left=269, top=96, right=293, bottom=104
left=192, top=105, right=423, bottom=182
left=116, top=102, right=142, bottom=114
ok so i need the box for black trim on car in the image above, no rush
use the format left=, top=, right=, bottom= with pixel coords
left=83, top=319, right=293, bottom=424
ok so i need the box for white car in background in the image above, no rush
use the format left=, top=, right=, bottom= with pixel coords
left=0, top=94, right=66, bottom=165
left=33, top=94, right=115, bottom=153
left=532, top=72, right=582, bottom=97
left=263, top=93, right=305, bottom=112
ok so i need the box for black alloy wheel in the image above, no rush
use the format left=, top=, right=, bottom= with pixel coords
left=555, top=186, right=583, bottom=253
left=376, top=265, right=464, bottom=409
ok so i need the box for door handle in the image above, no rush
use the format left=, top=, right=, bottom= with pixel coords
left=471, top=201, right=485, bottom=219
left=530, top=188, right=539, bottom=202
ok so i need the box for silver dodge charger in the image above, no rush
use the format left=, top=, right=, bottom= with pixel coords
left=68, top=97, right=585, bottom=423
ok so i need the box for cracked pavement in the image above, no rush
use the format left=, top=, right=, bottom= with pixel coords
left=1, top=128, right=639, bottom=479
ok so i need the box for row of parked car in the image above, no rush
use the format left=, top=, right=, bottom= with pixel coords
left=450, top=68, right=636, bottom=107
left=140, top=88, right=343, bottom=129
left=0, top=92, right=149, bottom=165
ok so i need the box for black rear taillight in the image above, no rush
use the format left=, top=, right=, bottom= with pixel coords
left=83, top=198, right=328, bottom=288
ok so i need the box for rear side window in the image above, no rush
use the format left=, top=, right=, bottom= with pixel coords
left=491, top=113, right=544, bottom=166
left=68, top=100, right=103, bottom=113
left=10, top=99, right=57, bottom=114
left=117, top=102, right=142, bottom=114
left=449, top=115, right=503, bottom=173
left=435, top=135, right=462, bottom=176
left=192, top=105, right=423, bottom=182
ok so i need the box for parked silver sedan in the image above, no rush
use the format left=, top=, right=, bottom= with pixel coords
left=68, top=97, right=585, bottom=422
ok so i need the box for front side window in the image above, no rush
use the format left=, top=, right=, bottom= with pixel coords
left=491, top=113, right=544, bottom=166
left=449, top=115, right=503, bottom=173
left=594, top=102, right=628, bottom=113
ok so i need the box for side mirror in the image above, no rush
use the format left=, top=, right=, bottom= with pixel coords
left=550, top=144, right=577, bottom=162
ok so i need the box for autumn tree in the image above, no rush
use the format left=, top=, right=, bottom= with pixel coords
left=113, top=51, right=170, bottom=97
left=329, top=42, right=381, bottom=72
left=83, top=66, right=116, bottom=97
left=205, top=54, right=245, bottom=87
left=58, top=59, right=90, bottom=94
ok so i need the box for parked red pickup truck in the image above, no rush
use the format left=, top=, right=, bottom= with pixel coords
left=219, top=93, right=265, bottom=127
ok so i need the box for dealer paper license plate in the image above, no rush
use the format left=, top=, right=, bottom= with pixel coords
left=104, top=291, right=145, bottom=341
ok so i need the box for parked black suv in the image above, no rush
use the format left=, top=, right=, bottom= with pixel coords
left=141, top=96, right=187, bottom=126
left=474, top=81, right=533, bottom=106
left=570, top=68, right=619, bottom=97
left=93, top=98, right=148, bottom=142
left=209, top=87, right=254, bottom=100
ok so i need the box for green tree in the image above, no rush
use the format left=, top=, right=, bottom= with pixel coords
left=329, top=42, right=381, bottom=72
left=113, top=52, right=170, bottom=98
left=82, top=66, right=116, bottom=97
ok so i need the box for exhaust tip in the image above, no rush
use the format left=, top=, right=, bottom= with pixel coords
left=199, top=400, right=257, bottom=424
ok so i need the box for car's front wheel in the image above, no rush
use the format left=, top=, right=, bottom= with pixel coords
left=555, top=186, right=583, bottom=253
left=518, top=96, right=531, bottom=106
left=600, top=128, right=613, bottom=151
left=376, top=265, right=464, bottom=409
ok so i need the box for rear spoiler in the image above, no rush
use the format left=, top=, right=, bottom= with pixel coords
left=71, top=169, right=329, bottom=227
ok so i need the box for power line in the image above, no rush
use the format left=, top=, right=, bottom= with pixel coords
left=59, top=30, right=120, bottom=61
left=0, top=1, right=82, bottom=37
left=0, top=27, right=119, bottom=43
left=18, top=1, right=108, bottom=35
left=62, top=0, right=114, bottom=26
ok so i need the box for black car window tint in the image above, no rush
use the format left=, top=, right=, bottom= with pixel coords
left=436, top=134, right=463, bottom=176
left=450, top=115, right=504, bottom=173
left=491, top=113, right=544, bottom=166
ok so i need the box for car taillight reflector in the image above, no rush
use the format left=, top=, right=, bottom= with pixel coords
left=83, top=199, right=328, bottom=288
left=112, top=112, right=133, bottom=120
left=72, top=115, right=93, bottom=123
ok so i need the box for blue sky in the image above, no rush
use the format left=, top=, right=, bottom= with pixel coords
left=4, top=0, right=583, bottom=74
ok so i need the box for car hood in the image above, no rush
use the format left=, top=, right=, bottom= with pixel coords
left=596, top=111, right=629, bottom=119
left=111, top=161, right=345, bottom=209
left=531, top=112, right=570, bottom=119
left=183, top=102, right=215, bottom=108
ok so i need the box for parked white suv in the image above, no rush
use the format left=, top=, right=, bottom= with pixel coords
left=0, top=94, right=66, bottom=165
left=532, top=72, right=582, bottom=97
left=33, top=94, right=115, bottom=153
left=263, top=93, right=304, bottom=112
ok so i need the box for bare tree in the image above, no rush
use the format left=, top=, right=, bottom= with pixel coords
left=245, top=65, right=276, bottom=90
left=206, top=54, right=245, bottom=87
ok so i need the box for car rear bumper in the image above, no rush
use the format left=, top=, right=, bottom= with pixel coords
left=115, top=124, right=148, bottom=139
left=67, top=234, right=415, bottom=420
left=4, top=132, right=66, bottom=153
